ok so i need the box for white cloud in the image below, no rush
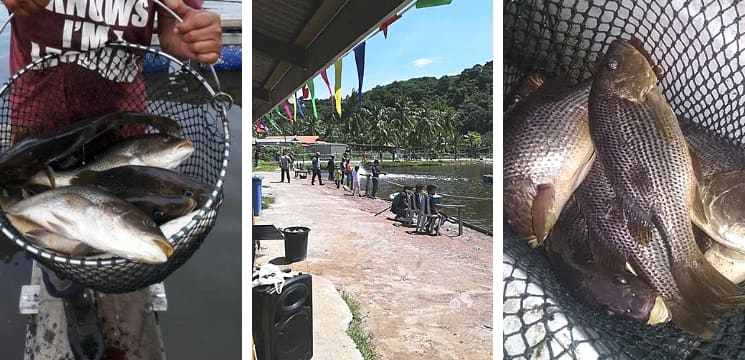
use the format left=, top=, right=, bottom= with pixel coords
left=412, top=58, right=434, bottom=68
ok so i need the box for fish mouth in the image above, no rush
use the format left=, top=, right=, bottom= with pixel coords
left=177, top=140, right=194, bottom=151
left=647, top=296, right=671, bottom=325
left=153, top=238, right=174, bottom=257
left=185, top=198, right=198, bottom=212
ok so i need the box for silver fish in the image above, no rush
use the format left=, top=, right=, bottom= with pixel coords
left=5, top=186, right=173, bottom=264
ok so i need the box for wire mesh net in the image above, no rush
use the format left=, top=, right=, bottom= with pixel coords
left=504, top=0, right=745, bottom=358
left=0, top=43, right=229, bottom=294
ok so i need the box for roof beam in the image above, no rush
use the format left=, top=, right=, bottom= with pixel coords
left=253, top=31, right=308, bottom=69
left=253, top=0, right=413, bottom=119
left=253, top=87, right=271, bottom=102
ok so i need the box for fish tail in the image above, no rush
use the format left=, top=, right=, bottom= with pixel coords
left=671, top=255, right=745, bottom=334
left=666, top=301, right=716, bottom=340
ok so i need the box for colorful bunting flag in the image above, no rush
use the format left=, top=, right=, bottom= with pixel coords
left=282, top=101, right=293, bottom=125
left=307, top=80, right=319, bottom=118
left=296, top=91, right=306, bottom=118
left=354, top=42, right=366, bottom=107
left=416, top=0, right=452, bottom=8
left=334, top=59, right=343, bottom=116
left=302, top=85, right=310, bottom=99
left=379, top=14, right=402, bottom=39
left=287, top=94, right=297, bottom=122
left=321, top=69, right=334, bottom=101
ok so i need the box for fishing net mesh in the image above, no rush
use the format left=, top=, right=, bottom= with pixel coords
left=0, top=43, right=229, bottom=293
left=504, top=1, right=745, bottom=358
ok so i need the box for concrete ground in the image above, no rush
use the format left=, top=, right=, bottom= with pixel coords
left=252, top=170, right=493, bottom=359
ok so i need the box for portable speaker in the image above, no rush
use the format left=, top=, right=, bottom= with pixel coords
left=253, top=273, right=313, bottom=360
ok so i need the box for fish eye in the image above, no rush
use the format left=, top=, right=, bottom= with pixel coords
left=613, top=275, right=628, bottom=285
left=183, top=188, right=194, bottom=197
left=607, top=58, right=619, bottom=70
left=153, top=209, right=165, bottom=218
left=512, top=95, right=521, bottom=103
left=144, top=218, right=158, bottom=227
left=160, top=134, right=173, bottom=142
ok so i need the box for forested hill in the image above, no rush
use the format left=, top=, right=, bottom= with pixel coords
left=261, top=61, right=493, bottom=151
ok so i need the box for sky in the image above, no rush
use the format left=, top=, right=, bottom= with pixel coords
left=309, top=0, right=493, bottom=98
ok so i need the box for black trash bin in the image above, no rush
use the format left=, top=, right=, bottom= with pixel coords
left=283, top=227, right=310, bottom=262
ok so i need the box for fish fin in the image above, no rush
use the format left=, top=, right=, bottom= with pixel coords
left=531, top=184, right=555, bottom=244
left=70, top=244, right=97, bottom=257
left=666, top=301, right=716, bottom=340
left=627, top=218, right=654, bottom=246
left=43, top=166, right=56, bottom=189
left=23, top=229, right=58, bottom=247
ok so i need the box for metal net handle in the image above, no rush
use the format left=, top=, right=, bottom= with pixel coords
left=0, top=2, right=233, bottom=114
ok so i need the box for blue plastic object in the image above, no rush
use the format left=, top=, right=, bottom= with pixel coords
left=252, top=174, right=264, bottom=216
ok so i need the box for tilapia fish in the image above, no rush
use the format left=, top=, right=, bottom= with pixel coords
left=588, top=38, right=743, bottom=338
left=5, top=186, right=173, bottom=264
left=680, top=117, right=745, bottom=254
left=544, top=197, right=669, bottom=325
left=28, top=134, right=195, bottom=188
left=71, top=165, right=210, bottom=224
left=504, top=79, right=595, bottom=247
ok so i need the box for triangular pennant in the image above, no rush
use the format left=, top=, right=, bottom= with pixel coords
left=334, top=59, right=343, bottom=116
left=307, top=80, right=319, bottom=119
left=379, top=14, right=402, bottom=39
left=354, top=42, right=366, bottom=107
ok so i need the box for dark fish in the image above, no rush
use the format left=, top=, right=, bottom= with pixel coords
left=680, top=116, right=745, bottom=254
left=70, top=165, right=211, bottom=224
left=588, top=38, right=743, bottom=338
left=544, top=198, right=669, bottom=325
left=504, top=79, right=595, bottom=247
left=28, top=134, right=195, bottom=188
left=0, top=112, right=181, bottom=186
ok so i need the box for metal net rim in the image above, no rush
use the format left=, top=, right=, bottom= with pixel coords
left=0, top=41, right=232, bottom=267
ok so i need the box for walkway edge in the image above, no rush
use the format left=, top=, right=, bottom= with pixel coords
left=313, top=274, right=364, bottom=360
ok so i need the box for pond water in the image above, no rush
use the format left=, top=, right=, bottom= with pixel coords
left=0, top=11, right=241, bottom=359
left=371, top=162, right=494, bottom=233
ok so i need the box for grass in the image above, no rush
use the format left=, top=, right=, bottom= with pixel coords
left=253, top=160, right=278, bottom=172
left=342, top=292, right=379, bottom=360
left=261, top=195, right=275, bottom=209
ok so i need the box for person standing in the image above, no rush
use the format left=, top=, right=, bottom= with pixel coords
left=311, top=152, right=324, bottom=185
left=345, top=159, right=353, bottom=187
left=352, top=165, right=362, bottom=196
left=334, top=167, right=342, bottom=188
left=279, top=152, right=291, bottom=183
left=327, top=155, right=335, bottom=181
left=370, top=159, right=386, bottom=198
left=4, top=0, right=222, bottom=359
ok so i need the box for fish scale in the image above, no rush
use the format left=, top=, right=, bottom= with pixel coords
left=575, top=161, right=683, bottom=311
left=588, top=38, right=743, bottom=339
left=503, top=80, right=595, bottom=244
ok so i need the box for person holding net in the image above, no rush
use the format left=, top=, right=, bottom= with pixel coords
left=2, top=0, right=222, bottom=359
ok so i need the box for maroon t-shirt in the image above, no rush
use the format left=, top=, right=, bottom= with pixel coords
left=10, top=0, right=204, bottom=73
left=6, top=0, right=203, bottom=141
